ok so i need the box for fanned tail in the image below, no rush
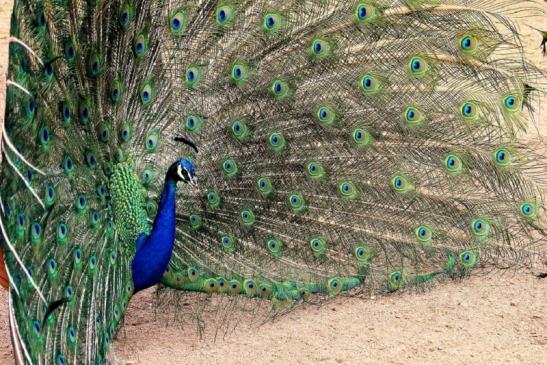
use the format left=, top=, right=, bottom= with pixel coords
left=156, top=0, right=547, bottom=304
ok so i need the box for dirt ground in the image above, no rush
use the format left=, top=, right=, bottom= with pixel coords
left=0, top=1, right=546, bottom=364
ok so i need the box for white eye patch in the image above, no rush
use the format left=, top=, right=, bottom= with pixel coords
left=186, top=168, right=197, bottom=186
left=176, top=165, right=185, bottom=180
left=177, top=165, right=197, bottom=186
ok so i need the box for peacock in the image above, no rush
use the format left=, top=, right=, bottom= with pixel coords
left=1, top=0, right=546, bottom=364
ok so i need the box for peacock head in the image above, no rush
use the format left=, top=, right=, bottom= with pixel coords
left=168, top=158, right=197, bottom=186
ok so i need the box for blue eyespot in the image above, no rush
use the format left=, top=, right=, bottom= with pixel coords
left=67, top=46, right=74, bottom=59
left=358, top=5, right=367, bottom=19
left=463, top=104, right=472, bottom=115
left=265, top=15, right=275, bottom=28
left=33, top=223, right=41, bottom=236
left=172, top=18, right=181, bottom=29
left=38, top=12, right=46, bottom=27
left=355, top=3, right=377, bottom=23
left=314, top=42, right=321, bottom=53
left=218, top=10, right=226, bottom=22
left=17, top=214, right=24, bottom=226
left=27, top=98, right=35, bottom=114
left=497, top=150, right=505, bottom=161
left=408, top=56, right=428, bottom=76
left=459, top=35, right=478, bottom=53
left=45, top=63, right=53, bottom=77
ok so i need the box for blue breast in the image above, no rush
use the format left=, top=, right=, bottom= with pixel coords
left=131, top=178, right=177, bottom=292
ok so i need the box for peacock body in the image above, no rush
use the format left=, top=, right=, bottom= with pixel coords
left=0, top=0, right=546, bottom=364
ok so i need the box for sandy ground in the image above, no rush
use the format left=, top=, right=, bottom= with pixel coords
left=0, top=1, right=546, bottom=364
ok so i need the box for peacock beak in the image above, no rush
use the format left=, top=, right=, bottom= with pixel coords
left=189, top=175, right=198, bottom=188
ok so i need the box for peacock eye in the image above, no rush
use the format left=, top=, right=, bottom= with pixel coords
left=67, top=46, right=74, bottom=59
left=216, top=5, right=234, bottom=26
left=262, top=12, right=285, bottom=33
left=444, top=154, right=463, bottom=174
left=310, top=38, right=333, bottom=59
left=496, top=150, right=506, bottom=162
left=408, top=56, right=428, bottom=76
left=355, top=3, right=377, bottom=23
left=471, top=218, right=490, bottom=237
left=218, top=10, right=226, bottom=21
left=169, top=9, right=188, bottom=33
left=459, top=35, right=478, bottom=53
left=45, top=63, right=53, bottom=76
left=316, top=106, right=336, bottom=126
left=265, top=15, right=275, bottom=28
left=493, top=148, right=513, bottom=168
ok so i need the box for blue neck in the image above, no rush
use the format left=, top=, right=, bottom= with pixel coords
left=131, top=176, right=178, bottom=292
